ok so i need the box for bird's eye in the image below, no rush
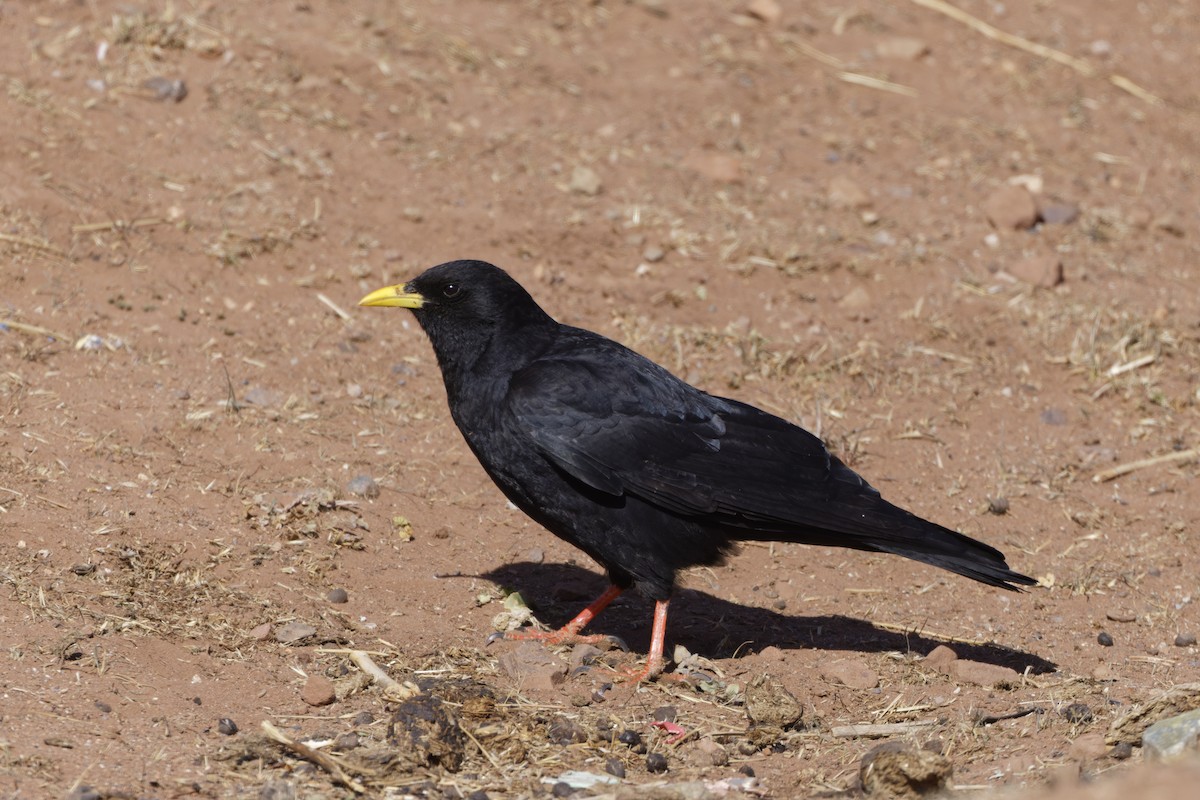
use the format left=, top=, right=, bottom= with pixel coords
left=441, top=283, right=461, bottom=299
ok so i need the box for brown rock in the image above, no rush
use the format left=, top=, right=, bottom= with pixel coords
left=756, top=645, right=786, bottom=662
left=820, top=658, right=880, bottom=690
left=985, top=184, right=1039, bottom=230
left=745, top=0, right=782, bottom=24
left=249, top=622, right=273, bottom=641
left=923, top=645, right=959, bottom=672
left=1009, top=254, right=1064, bottom=288
left=1069, top=732, right=1109, bottom=762
left=693, top=737, right=729, bottom=767
left=569, top=165, right=602, bottom=196
left=301, top=674, right=337, bottom=707
left=497, top=642, right=567, bottom=693
left=681, top=149, right=741, bottom=183
left=1039, top=202, right=1080, bottom=225
left=839, top=285, right=872, bottom=312
left=875, top=37, right=930, bottom=60
left=947, top=660, right=1020, bottom=688
left=274, top=621, right=318, bottom=644
left=828, top=175, right=872, bottom=209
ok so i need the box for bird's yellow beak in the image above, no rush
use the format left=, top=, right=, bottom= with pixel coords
left=358, top=283, right=425, bottom=309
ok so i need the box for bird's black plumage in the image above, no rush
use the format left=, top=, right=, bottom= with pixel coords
left=361, top=260, right=1035, bottom=666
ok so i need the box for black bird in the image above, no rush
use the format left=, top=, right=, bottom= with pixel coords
left=360, top=260, right=1036, bottom=680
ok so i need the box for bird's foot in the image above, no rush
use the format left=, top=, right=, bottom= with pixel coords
left=487, top=627, right=628, bottom=652
left=612, top=655, right=686, bottom=684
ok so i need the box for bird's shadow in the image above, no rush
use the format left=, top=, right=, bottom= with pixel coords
left=483, top=562, right=1057, bottom=675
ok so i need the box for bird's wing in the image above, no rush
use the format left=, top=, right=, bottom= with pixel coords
left=506, top=351, right=1034, bottom=590
left=506, top=353, right=864, bottom=524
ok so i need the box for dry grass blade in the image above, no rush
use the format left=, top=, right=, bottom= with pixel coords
left=910, top=0, right=1165, bottom=106
left=317, top=292, right=352, bottom=321
left=872, top=620, right=998, bottom=647
left=1109, top=74, right=1165, bottom=106
left=910, top=0, right=1095, bottom=75
left=260, top=721, right=366, bottom=794
left=1092, top=448, right=1200, bottom=483
left=838, top=72, right=918, bottom=97
left=832, top=719, right=938, bottom=738
left=1, top=318, right=72, bottom=343
left=1106, top=353, right=1155, bottom=377
left=71, top=217, right=164, bottom=233
left=0, top=232, right=66, bottom=256
left=776, top=34, right=845, bottom=69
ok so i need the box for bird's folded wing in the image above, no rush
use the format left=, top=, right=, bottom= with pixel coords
left=506, top=357, right=876, bottom=528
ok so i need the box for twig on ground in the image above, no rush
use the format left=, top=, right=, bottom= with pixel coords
left=832, top=719, right=938, bottom=738
left=1092, top=448, right=1200, bottom=483
left=348, top=649, right=420, bottom=701
left=260, top=721, right=366, bottom=793
left=1, top=318, right=71, bottom=343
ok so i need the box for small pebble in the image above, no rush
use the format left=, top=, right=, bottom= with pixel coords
left=353, top=711, right=375, bottom=726
left=301, top=675, right=337, bottom=707
left=1108, top=741, right=1133, bottom=760
left=569, top=165, right=602, bottom=196
left=327, top=588, right=349, bottom=604
left=1039, top=203, right=1080, bottom=225
left=987, top=496, right=1010, bottom=515
left=551, top=783, right=576, bottom=798
left=94, top=700, right=112, bottom=713
left=984, top=184, right=1038, bottom=230
left=646, top=752, right=668, bottom=773
left=618, top=729, right=642, bottom=747
left=274, top=621, right=317, bottom=644
left=1008, top=253, right=1065, bottom=287
left=143, top=76, right=188, bottom=102
left=1061, top=703, right=1093, bottom=724
left=652, top=706, right=678, bottom=723
left=1097, top=631, right=1114, bottom=647
left=1174, top=633, right=1197, bottom=647
left=218, top=718, right=239, bottom=735
left=346, top=475, right=380, bottom=498
left=738, top=765, right=756, bottom=777
left=333, top=732, right=359, bottom=751
left=547, top=717, right=588, bottom=745
left=64, top=787, right=101, bottom=800
left=605, top=757, right=626, bottom=778
left=643, top=246, right=665, bottom=263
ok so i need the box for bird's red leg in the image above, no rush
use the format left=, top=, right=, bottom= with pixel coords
left=615, top=598, right=674, bottom=683
left=494, top=584, right=626, bottom=647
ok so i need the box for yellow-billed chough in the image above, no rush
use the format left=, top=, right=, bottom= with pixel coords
left=361, top=260, right=1036, bottom=680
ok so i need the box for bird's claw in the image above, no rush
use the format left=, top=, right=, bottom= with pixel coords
left=604, top=634, right=629, bottom=652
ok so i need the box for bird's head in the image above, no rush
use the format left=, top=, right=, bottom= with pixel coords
left=359, top=259, right=554, bottom=375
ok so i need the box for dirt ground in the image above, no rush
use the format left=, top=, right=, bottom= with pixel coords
left=2, top=1, right=1199, bottom=798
